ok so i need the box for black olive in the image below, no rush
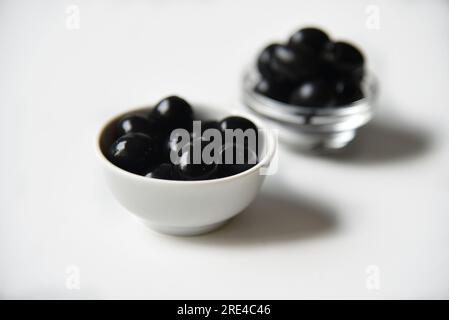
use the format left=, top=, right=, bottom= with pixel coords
left=289, top=79, right=336, bottom=107
left=219, top=116, right=257, bottom=134
left=271, top=44, right=319, bottom=81
left=108, top=132, right=159, bottom=174
left=254, top=78, right=294, bottom=103
left=288, top=27, right=330, bottom=53
left=219, top=116, right=258, bottom=150
left=145, top=163, right=175, bottom=180
left=151, top=96, right=194, bottom=133
left=116, top=114, right=155, bottom=137
left=330, top=41, right=365, bottom=81
left=174, top=137, right=218, bottom=181
left=163, top=120, right=222, bottom=163
left=219, top=144, right=258, bottom=177
left=334, top=78, right=364, bottom=106
left=191, top=120, right=221, bottom=139
left=257, top=43, right=286, bottom=82
left=164, top=130, right=191, bottom=163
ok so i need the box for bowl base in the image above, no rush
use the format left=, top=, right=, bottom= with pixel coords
left=278, top=129, right=356, bottom=151
left=139, top=219, right=230, bottom=236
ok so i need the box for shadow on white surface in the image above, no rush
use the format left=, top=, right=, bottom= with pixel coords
left=182, top=190, right=338, bottom=246
left=323, top=119, right=432, bottom=165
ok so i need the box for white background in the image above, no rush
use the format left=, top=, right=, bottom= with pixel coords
left=1, top=0, right=448, bottom=299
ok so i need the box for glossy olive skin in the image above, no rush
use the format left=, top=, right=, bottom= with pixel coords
left=116, top=114, right=161, bottom=138
left=191, top=120, right=221, bottom=139
left=270, top=45, right=301, bottom=81
left=107, top=96, right=261, bottom=180
left=334, top=78, right=364, bottom=106
left=201, top=120, right=221, bottom=133
left=254, top=78, right=293, bottom=102
left=108, top=132, right=158, bottom=174
left=219, top=116, right=257, bottom=134
left=257, top=44, right=284, bottom=82
left=253, top=28, right=367, bottom=107
left=330, top=41, right=365, bottom=81
left=288, top=27, right=330, bottom=53
left=145, top=163, right=175, bottom=180
left=289, top=79, right=335, bottom=107
left=151, top=96, right=194, bottom=132
left=271, top=44, right=320, bottom=81
left=164, top=130, right=190, bottom=162
left=219, top=144, right=258, bottom=177
left=219, top=116, right=258, bottom=149
left=174, top=138, right=218, bottom=180
left=164, top=121, right=221, bottom=162
left=219, top=116, right=259, bottom=151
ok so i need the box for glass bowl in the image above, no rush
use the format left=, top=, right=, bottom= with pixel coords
left=241, top=67, right=379, bottom=150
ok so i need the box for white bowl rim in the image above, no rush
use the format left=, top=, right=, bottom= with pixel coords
left=95, top=103, right=277, bottom=185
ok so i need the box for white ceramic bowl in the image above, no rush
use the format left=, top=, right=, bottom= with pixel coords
left=96, top=104, right=277, bottom=236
